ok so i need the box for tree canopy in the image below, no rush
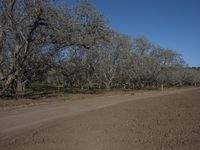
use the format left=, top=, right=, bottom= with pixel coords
left=0, top=0, right=199, bottom=97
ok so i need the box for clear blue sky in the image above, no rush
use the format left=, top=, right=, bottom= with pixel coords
left=63, top=0, right=200, bottom=67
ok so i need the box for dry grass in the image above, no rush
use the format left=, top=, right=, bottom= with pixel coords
left=0, top=86, right=196, bottom=110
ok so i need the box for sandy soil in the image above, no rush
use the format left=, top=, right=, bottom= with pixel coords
left=0, top=88, right=199, bottom=150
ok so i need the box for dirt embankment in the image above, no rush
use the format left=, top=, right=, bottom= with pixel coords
left=0, top=88, right=200, bottom=150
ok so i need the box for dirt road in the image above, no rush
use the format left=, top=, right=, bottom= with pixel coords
left=0, top=88, right=200, bottom=150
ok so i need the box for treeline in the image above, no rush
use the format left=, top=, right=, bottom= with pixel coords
left=0, top=0, right=200, bottom=96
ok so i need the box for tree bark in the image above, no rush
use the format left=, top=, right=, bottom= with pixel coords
left=105, top=83, right=111, bottom=91
left=16, top=78, right=23, bottom=93
left=161, top=84, right=164, bottom=92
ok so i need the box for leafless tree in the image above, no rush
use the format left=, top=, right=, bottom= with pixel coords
left=0, top=0, right=75, bottom=95
left=0, top=0, right=199, bottom=97
left=95, top=32, right=131, bottom=90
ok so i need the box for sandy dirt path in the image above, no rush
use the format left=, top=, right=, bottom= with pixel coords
left=0, top=88, right=196, bottom=136
left=0, top=88, right=200, bottom=150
